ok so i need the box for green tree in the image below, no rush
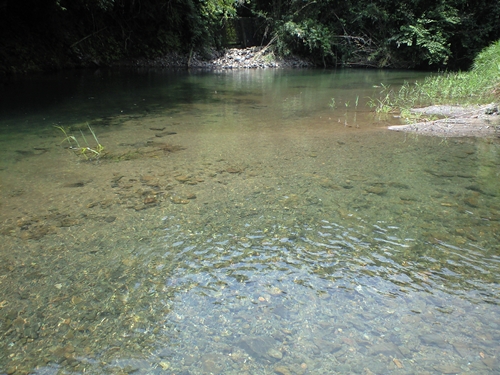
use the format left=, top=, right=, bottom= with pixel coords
left=240, top=0, right=500, bottom=69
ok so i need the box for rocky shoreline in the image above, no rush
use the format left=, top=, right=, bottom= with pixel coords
left=118, top=46, right=314, bottom=70
left=388, top=104, right=500, bottom=138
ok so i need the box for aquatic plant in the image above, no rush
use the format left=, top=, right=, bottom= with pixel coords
left=353, top=95, right=360, bottom=127
left=55, top=123, right=105, bottom=160
left=367, top=83, right=395, bottom=114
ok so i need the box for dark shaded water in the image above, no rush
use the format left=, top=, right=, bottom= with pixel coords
left=0, top=69, right=499, bottom=375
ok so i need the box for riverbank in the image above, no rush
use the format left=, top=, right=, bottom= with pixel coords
left=388, top=104, right=500, bottom=138
left=118, top=46, right=314, bottom=70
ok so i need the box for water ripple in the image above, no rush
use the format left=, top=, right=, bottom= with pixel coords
left=157, top=212, right=499, bottom=307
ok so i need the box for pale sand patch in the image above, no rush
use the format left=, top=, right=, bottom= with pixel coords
left=388, top=104, right=500, bottom=137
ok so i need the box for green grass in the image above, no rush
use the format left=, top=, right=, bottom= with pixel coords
left=55, top=123, right=105, bottom=160
left=370, top=39, right=500, bottom=120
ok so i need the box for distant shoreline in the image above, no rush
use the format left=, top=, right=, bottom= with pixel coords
left=117, top=46, right=313, bottom=70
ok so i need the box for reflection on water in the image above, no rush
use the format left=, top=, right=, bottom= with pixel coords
left=0, top=69, right=499, bottom=375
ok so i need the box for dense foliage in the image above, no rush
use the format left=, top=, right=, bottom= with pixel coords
left=243, top=0, right=500, bottom=69
left=0, top=0, right=499, bottom=73
left=0, top=0, right=236, bottom=73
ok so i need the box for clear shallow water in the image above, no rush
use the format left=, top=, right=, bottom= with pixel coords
left=0, top=69, right=499, bottom=375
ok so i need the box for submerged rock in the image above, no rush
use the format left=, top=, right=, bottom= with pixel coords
left=238, top=336, right=278, bottom=360
left=274, top=365, right=293, bottom=375
left=432, top=363, right=462, bottom=374
left=365, top=186, right=387, bottom=195
left=368, top=341, right=403, bottom=357
left=170, top=196, right=189, bottom=204
left=419, top=333, right=448, bottom=349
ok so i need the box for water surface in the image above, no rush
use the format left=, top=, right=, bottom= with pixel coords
left=0, top=69, right=499, bottom=375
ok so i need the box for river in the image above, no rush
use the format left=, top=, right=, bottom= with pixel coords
left=0, top=68, right=499, bottom=374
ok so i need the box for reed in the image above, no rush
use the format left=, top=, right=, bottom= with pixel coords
left=55, top=123, right=105, bottom=160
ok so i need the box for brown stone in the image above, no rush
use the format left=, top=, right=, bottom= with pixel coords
left=366, top=186, right=387, bottom=195
left=170, top=196, right=189, bottom=204
left=274, top=366, right=292, bottom=375
left=226, top=167, right=242, bottom=174
left=175, top=175, right=190, bottom=183
left=59, top=218, right=79, bottom=227
left=464, top=196, right=479, bottom=208
left=143, top=196, right=157, bottom=204
left=319, top=179, right=341, bottom=190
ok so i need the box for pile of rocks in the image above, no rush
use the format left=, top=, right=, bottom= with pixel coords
left=120, top=46, right=313, bottom=69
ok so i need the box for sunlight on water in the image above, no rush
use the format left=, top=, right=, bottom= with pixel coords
left=0, top=69, right=499, bottom=374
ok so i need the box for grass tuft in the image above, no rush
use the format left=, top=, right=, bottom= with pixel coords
left=369, top=39, right=500, bottom=121
left=55, top=123, right=105, bottom=160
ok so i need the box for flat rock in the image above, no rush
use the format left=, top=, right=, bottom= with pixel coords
left=451, top=342, right=469, bottom=357
left=388, top=104, right=500, bottom=138
left=420, top=333, right=448, bottom=348
left=239, top=336, right=277, bottom=359
left=411, top=105, right=481, bottom=117
left=481, top=356, right=498, bottom=369
left=313, top=337, right=343, bottom=353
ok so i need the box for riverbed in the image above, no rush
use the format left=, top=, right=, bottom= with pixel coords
left=0, top=68, right=499, bottom=375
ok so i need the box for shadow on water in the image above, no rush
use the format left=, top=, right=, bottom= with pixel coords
left=0, top=69, right=225, bottom=132
left=0, top=68, right=499, bottom=374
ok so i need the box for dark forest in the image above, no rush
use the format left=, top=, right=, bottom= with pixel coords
left=1, top=0, right=499, bottom=74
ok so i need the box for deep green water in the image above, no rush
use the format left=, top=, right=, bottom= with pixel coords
left=0, top=69, right=499, bottom=375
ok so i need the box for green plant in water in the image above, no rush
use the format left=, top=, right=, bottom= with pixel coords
left=329, top=97, right=336, bottom=109
left=55, top=124, right=104, bottom=160
left=367, top=93, right=394, bottom=114
left=367, top=83, right=396, bottom=114
left=368, top=82, right=436, bottom=123
left=353, top=95, right=360, bottom=127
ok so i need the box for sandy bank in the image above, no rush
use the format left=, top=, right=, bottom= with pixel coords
left=388, top=104, right=500, bottom=138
